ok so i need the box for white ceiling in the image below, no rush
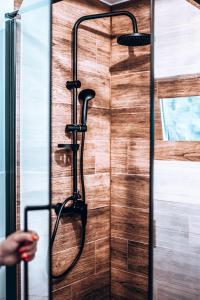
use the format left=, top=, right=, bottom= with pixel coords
left=99, top=0, right=130, bottom=6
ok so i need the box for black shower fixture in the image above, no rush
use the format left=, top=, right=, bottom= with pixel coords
left=79, top=89, right=96, bottom=125
left=52, top=10, right=151, bottom=280
left=117, top=32, right=151, bottom=46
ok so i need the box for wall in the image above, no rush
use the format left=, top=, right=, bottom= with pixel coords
left=110, top=1, right=150, bottom=299
left=51, top=0, right=111, bottom=299
left=154, top=76, right=200, bottom=299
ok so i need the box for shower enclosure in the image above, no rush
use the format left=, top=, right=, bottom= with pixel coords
left=1, top=0, right=52, bottom=299
left=2, top=0, right=153, bottom=299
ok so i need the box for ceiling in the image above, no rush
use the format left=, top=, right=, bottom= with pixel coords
left=99, top=0, right=130, bottom=6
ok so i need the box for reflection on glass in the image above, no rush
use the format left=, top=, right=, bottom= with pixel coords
left=160, top=96, right=200, bottom=141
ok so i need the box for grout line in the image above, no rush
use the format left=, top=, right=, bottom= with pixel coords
left=126, top=239, right=129, bottom=272
left=53, top=236, right=110, bottom=255
left=111, top=69, right=151, bottom=77
left=112, top=267, right=148, bottom=279
left=111, top=204, right=149, bottom=212
left=94, top=240, right=97, bottom=274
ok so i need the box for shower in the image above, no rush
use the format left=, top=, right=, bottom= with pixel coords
left=51, top=10, right=151, bottom=280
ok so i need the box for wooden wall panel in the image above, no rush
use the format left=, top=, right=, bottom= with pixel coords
left=52, top=0, right=111, bottom=299
left=110, top=1, right=151, bottom=299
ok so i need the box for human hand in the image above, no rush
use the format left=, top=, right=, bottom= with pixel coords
left=0, top=231, right=39, bottom=266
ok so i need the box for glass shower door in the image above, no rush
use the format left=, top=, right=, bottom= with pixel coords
left=153, top=0, right=200, bottom=299
left=17, top=0, right=51, bottom=299
left=0, top=2, right=14, bottom=300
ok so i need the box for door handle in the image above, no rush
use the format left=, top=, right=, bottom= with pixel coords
left=24, top=205, right=53, bottom=300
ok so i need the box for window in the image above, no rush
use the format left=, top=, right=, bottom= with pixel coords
left=160, top=96, right=200, bottom=141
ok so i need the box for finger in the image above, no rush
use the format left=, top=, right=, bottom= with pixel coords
left=13, top=231, right=39, bottom=244
left=21, top=251, right=36, bottom=262
left=18, top=242, right=37, bottom=254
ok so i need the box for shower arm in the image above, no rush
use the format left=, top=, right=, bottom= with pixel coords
left=72, top=11, right=138, bottom=82
left=69, top=11, right=138, bottom=197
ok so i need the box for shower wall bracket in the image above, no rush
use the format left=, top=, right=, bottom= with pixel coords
left=58, top=143, right=80, bottom=151
left=66, top=80, right=81, bottom=90
left=66, top=124, right=87, bottom=133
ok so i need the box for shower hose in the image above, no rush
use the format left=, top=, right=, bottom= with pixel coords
left=51, top=132, right=87, bottom=280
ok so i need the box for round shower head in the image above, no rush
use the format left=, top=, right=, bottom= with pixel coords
left=79, top=89, right=96, bottom=125
left=117, top=33, right=151, bottom=47
left=79, top=89, right=96, bottom=103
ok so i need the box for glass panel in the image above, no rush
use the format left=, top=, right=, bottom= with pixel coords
left=0, top=2, right=14, bottom=300
left=17, top=0, right=51, bottom=299
left=155, top=0, right=200, bottom=78
left=160, top=97, right=200, bottom=141
left=154, top=1, right=200, bottom=299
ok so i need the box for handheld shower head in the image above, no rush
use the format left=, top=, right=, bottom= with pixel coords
left=79, top=89, right=96, bottom=125
left=117, top=33, right=151, bottom=47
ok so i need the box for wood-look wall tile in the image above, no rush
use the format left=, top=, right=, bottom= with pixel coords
left=111, top=0, right=150, bottom=35
left=86, top=207, right=110, bottom=242
left=155, top=226, right=188, bottom=252
left=53, top=0, right=110, bottom=32
left=85, top=173, right=110, bottom=209
left=111, top=72, right=150, bottom=110
left=52, top=175, right=72, bottom=204
left=53, top=285, right=72, bottom=300
left=111, top=139, right=128, bottom=174
left=128, top=241, right=148, bottom=276
left=53, top=242, right=95, bottom=290
left=155, top=141, right=200, bottom=161
left=111, top=206, right=149, bottom=243
left=71, top=271, right=110, bottom=300
left=52, top=0, right=111, bottom=299
left=95, top=141, right=110, bottom=173
left=52, top=146, right=73, bottom=178
left=154, top=246, right=200, bottom=292
left=52, top=206, right=110, bottom=254
left=78, top=33, right=97, bottom=75
left=79, top=71, right=110, bottom=110
left=51, top=214, right=82, bottom=252
left=111, top=268, right=148, bottom=300
left=52, top=23, right=71, bottom=105
left=155, top=281, right=199, bottom=300
left=52, top=173, right=110, bottom=209
left=111, top=237, right=128, bottom=271
left=127, top=139, right=150, bottom=175
left=95, top=237, right=110, bottom=274
left=111, top=109, right=149, bottom=139
left=52, top=103, right=71, bottom=144
left=97, top=35, right=111, bottom=76
left=111, top=175, right=149, bottom=210
left=87, top=108, right=110, bottom=142
left=111, top=40, right=150, bottom=75
left=157, top=75, right=200, bottom=99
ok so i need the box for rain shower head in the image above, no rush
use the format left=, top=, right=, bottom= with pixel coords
left=117, top=33, right=151, bottom=47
